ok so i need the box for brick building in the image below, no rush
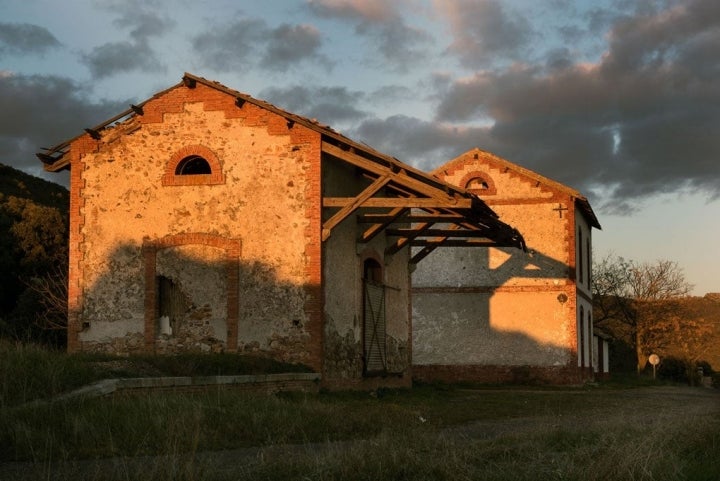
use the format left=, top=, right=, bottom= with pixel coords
left=38, top=74, right=524, bottom=389
left=412, top=149, right=603, bottom=384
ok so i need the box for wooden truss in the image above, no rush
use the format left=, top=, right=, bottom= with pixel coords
left=321, top=141, right=525, bottom=264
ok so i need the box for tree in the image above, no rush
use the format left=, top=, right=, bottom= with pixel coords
left=0, top=194, right=68, bottom=344
left=592, top=254, right=694, bottom=373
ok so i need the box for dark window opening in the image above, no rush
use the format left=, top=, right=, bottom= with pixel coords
left=364, top=258, right=383, bottom=283
left=175, top=155, right=211, bottom=175
left=157, top=275, right=189, bottom=336
left=579, top=306, right=585, bottom=367
left=466, top=177, right=489, bottom=190
left=586, top=238, right=591, bottom=289
left=578, top=227, right=584, bottom=285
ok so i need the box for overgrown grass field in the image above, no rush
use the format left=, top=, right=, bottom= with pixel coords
left=1, top=342, right=718, bottom=481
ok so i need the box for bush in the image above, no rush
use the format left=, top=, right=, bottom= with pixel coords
left=657, top=357, right=689, bottom=383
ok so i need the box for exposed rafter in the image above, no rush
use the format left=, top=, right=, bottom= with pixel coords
left=322, top=142, right=465, bottom=206
left=322, top=174, right=391, bottom=241
left=322, top=197, right=472, bottom=209
left=359, top=207, right=408, bottom=244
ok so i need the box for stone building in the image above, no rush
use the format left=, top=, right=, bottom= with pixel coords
left=412, top=149, right=603, bottom=384
left=38, top=73, right=524, bottom=389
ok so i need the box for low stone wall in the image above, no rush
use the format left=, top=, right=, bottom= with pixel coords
left=55, top=373, right=321, bottom=401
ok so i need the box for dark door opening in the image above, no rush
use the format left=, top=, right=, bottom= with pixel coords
left=363, top=258, right=387, bottom=375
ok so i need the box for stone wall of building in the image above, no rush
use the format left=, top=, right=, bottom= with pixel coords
left=68, top=83, right=322, bottom=369
left=412, top=149, right=589, bottom=382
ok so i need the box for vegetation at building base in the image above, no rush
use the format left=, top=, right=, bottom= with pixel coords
left=0, top=341, right=312, bottom=407
left=0, top=163, right=69, bottom=346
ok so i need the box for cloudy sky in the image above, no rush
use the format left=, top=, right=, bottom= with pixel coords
left=1, top=0, right=718, bottom=295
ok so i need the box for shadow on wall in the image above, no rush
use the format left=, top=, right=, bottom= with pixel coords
left=76, top=241, right=315, bottom=368
left=412, top=245, right=577, bottom=369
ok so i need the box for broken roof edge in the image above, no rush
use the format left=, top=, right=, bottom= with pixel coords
left=435, top=147, right=601, bottom=230
left=38, top=79, right=187, bottom=172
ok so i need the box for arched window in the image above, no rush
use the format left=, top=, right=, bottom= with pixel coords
left=466, top=177, right=489, bottom=190
left=175, top=155, right=211, bottom=175
left=458, top=171, right=496, bottom=195
left=162, top=145, right=225, bottom=186
left=364, top=258, right=383, bottom=283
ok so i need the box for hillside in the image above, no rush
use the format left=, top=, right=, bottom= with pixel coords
left=0, top=163, right=68, bottom=210
left=0, top=163, right=69, bottom=345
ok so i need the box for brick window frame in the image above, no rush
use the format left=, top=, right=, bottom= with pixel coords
left=458, top=170, right=497, bottom=195
left=142, top=233, right=241, bottom=352
left=162, top=145, right=225, bottom=186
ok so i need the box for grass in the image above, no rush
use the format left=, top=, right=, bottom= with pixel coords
left=1, top=342, right=718, bottom=480
left=0, top=340, right=312, bottom=407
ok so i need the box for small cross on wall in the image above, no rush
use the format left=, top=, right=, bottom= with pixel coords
left=553, top=204, right=568, bottom=218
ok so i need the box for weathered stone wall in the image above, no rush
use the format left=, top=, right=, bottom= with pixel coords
left=412, top=149, right=589, bottom=381
left=413, top=290, right=574, bottom=366
left=70, top=83, right=320, bottom=368
left=321, top=156, right=411, bottom=386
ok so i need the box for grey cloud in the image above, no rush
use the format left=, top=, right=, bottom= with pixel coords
left=81, top=41, right=165, bottom=79
left=112, top=10, right=174, bottom=40
left=433, top=0, right=720, bottom=212
left=261, top=24, right=330, bottom=71
left=0, top=74, right=127, bottom=183
left=306, top=0, right=432, bottom=70
left=351, top=115, right=494, bottom=171
left=80, top=1, right=173, bottom=78
left=259, top=85, right=367, bottom=125
left=368, top=85, right=415, bottom=103
left=193, top=18, right=328, bottom=73
left=436, top=0, right=533, bottom=68
left=0, top=23, right=60, bottom=57
left=192, top=18, right=267, bottom=72
left=100, top=0, right=174, bottom=40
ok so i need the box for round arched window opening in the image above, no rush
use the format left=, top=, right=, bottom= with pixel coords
left=466, top=177, right=489, bottom=190
left=175, top=155, right=212, bottom=175
left=363, top=258, right=383, bottom=283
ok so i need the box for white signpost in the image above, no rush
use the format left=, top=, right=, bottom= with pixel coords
left=648, top=354, right=660, bottom=379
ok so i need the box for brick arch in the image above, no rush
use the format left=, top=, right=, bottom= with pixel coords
left=162, top=145, right=225, bottom=186
left=142, top=233, right=241, bottom=352
left=458, top=170, right=497, bottom=195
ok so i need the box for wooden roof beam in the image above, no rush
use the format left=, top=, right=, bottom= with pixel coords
left=323, top=197, right=472, bottom=208
left=323, top=141, right=465, bottom=206
left=359, top=207, right=408, bottom=244
left=386, top=228, right=497, bottom=238
left=411, top=239, right=506, bottom=247
left=322, top=174, right=391, bottom=241
left=386, top=222, right=431, bottom=256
